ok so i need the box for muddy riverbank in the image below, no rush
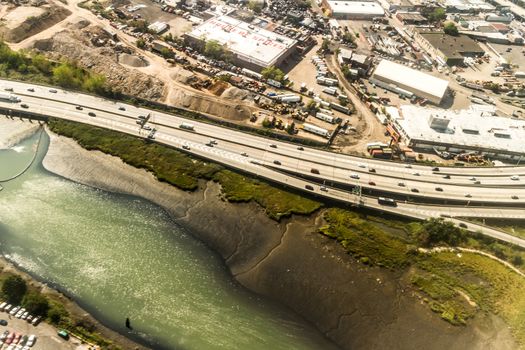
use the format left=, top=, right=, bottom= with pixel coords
left=41, top=129, right=516, bottom=350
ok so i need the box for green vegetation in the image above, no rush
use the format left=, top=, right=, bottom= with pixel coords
left=48, top=119, right=321, bottom=220
left=22, top=292, right=50, bottom=316
left=319, top=208, right=525, bottom=341
left=444, top=22, right=459, bottom=36
left=2, top=275, right=27, bottom=304
left=247, top=0, right=264, bottom=13
left=204, top=40, right=231, bottom=61
left=261, top=65, right=285, bottom=82
left=0, top=41, right=111, bottom=96
left=136, top=38, right=146, bottom=49
left=428, top=7, right=446, bottom=22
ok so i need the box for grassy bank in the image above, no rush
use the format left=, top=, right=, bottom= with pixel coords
left=47, top=119, right=322, bottom=220
left=319, top=208, right=525, bottom=343
left=0, top=265, right=121, bottom=349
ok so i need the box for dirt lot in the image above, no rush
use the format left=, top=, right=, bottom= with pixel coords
left=0, top=312, right=90, bottom=350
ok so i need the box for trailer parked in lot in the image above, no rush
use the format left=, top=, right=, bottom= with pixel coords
left=314, top=112, right=336, bottom=124
left=302, top=123, right=331, bottom=138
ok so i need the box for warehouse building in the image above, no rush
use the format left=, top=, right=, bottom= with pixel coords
left=414, top=30, right=485, bottom=66
left=370, top=60, right=449, bottom=104
left=322, top=0, right=385, bottom=19
left=392, top=105, right=525, bottom=161
left=184, top=16, right=297, bottom=72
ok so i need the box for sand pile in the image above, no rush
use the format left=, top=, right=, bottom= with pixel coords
left=119, top=53, right=149, bottom=68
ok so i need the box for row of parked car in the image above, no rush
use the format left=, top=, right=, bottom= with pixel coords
left=0, top=331, right=37, bottom=350
left=0, top=303, right=41, bottom=327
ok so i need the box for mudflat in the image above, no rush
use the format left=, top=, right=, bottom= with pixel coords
left=42, top=129, right=517, bottom=350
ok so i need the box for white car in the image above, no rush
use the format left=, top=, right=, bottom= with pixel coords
left=26, top=335, right=36, bottom=347
left=511, top=175, right=520, bottom=181
left=21, top=312, right=28, bottom=320
left=350, top=174, right=360, bottom=179
left=9, top=307, right=19, bottom=316
left=15, top=308, right=25, bottom=318
left=0, top=302, right=6, bottom=311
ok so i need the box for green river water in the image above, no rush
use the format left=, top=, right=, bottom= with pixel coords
left=0, top=130, right=338, bottom=350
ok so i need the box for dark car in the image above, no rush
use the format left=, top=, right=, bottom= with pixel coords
left=182, top=145, right=190, bottom=150
left=368, top=168, right=376, bottom=173
left=269, top=144, right=277, bottom=148
left=119, top=106, right=126, bottom=111
left=273, top=160, right=281, bottom=165
left=88, top=112, right=96, bottom=117
left=0, top=320, right=7, bottom=326
left=368, top=181, right=376, bottom=186
left=432, top=167, right=440, bottom=171
left=398, top=182, right=406, bottom=187
left=459, top=223, right=468, bottom=228
left=20, top=104, right=29, bottom=109
left=75, top=105, right=83, bottom=110
left=305, top=185, right=314, bottom=191
left=443, top=175, right=451, bottom=179
left=512, top=195, right=519, bottom=200
left=411, top=188, right=419, bottom=193
left=435, top=187, right=444, bottom=192
left=311, top=168, right=320, bottom=174
left=297, top=146, right=304, bottom=150
left=27, top=88, right=35, bottom=92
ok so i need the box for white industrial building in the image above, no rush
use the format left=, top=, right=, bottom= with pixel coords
left=392, top=104, right=525, bottom=161
left=184, top=16, right=297, bottom=72
left=371, top=60, right=449, bottom=104
left=322, top=0, right=385, bottom=19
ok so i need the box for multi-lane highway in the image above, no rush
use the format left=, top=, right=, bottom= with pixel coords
left=1, top=79, right=525, bottom=247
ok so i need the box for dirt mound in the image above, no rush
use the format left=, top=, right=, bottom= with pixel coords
left=32, top=28, right=164, bottom=101
left=208, top=81, right=228, bottom=96
left=169, top=68, right=195, bottom=85
left=118, top=53, right=149, bottom=68
left=1, top=5, right=71, bottom=43
left=168, top=88, right=254, bottom=121
left=221, top=86, right=251, bottom=101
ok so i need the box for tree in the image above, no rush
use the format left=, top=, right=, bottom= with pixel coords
left=321, top=38, right=331, bottom=52
left=342, top=32, right=355, bottom=44
left=52, top=63, right=82, bottom=89
left=415, top=218, right=466, bottom=247
left=262, top=117, right=272, bottom=128
left=31, top=54, right=52, bottom=74
left=428, top=8, right=446, bottom=22
left=22, top=292, right=50, bottom=317
left=204, top=40, right=225, bottom=59
left=136, top=38, right=146, bottom=49
left=160, top=47, right=175, bottom=59
left=512, top=255, right=524, bottom=266
left=2, top=275, right=27, bottom=304
left=261, top=65, right=285, bottom=82
left=444, top=22, right=459, bottom=36
left=306, top=100, right=319, bottom=113
left=247, top=0, right=263, bottom=13
left=82, top=74, right=107, bottom=95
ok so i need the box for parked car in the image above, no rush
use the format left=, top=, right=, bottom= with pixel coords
left=13, top=333, right=21, bottom=344
left=9, top=307, right=20, bottom=316
left=57, top=330, right=69, bottom=340
left=5, top=332, right=14, bottom=344
left=241, top=152, right=248, bottom=157
left=0, top=302, right=7, bottom=311
left=465, top=193, right=472, bottom=198
left=0, top=331, right=9, bottom=341
left=31, top=316, right=41, bottom=326
left=0, top=320, right=7, bottom=326
left=26, top=335, right=36, bottom=347
left=368, top=181, right=376, bottom=186
left=4, top=305, right=12, bottom=313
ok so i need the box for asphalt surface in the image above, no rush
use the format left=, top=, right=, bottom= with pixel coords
left=1, top=79, right=524, bottom=247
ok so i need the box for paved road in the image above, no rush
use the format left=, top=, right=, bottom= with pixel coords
left=1, top=79, right=524, bottom=247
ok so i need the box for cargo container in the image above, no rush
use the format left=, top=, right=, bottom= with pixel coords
left=280, top=95, right=301, bottom=103
left=302, top=123, right=331, bottom=138
left=330, top=102, right=351, bottom=115
left=314, top=112, right=336, bottom=124
left=514, top=71, right=525, bottom=78
left=0, top=93, right=21, bottom=103
left=323, top=87, right=338, bottom=96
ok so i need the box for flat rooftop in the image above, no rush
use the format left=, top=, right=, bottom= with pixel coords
left=372, top=59, right=449, bottom=101
left=395, top=105, right=525, bottom=154
left=186, top=15, right=296, bottom=68
left=327, top=1, right=385, bottom=16
left=419, top=31, right=484, bottom=60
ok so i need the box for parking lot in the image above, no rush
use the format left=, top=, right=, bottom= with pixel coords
left=0, top=312, right=91, bottom=350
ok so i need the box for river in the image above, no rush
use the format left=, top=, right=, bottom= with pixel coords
left=0, top=130, right=338, bottom=350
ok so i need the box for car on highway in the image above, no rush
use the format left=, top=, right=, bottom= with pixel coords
left=432, top=167, right=440, bottom=171
left=4, top=88, right=13, bottom=92
left=305, top=185, right=314, bottom=191
left=378, top=197, right=397, bottom=207
left=511, top=175, right=520, bottom=181
left=465, top=193, right=472, bottom=198
left=459, top=223, right=468, bottom=228
left=474, top=180, right=481, bottom=185
left=350, top=174, right=360, bottom=179
left=269, top=144, right=277, bottom=148
left=143, top=125, right=152, bottom=131
left=320, top=186, right=328, bottom=192
left=75, top=105, right=83, bottom=110
left=27, top=88, right=34, bottom=92
left=311, top=168, right=320, bottom=174
left=435, top=187, right=444, bottom=192
left=412, top=172, right=420, bottom=176
left=469, top=177, right=476, bottom=181
left=210, top=139, right=218, bottom=145
left=49, top=89, right=57, bottom=93
left=397, top=182, right=405, bottom=187
left=404, top=164, right=412, bottom=168
left=119, top=106, right=126, bottom=111
left=512, top=195, right=519, bottom=200
left=182, top=145, right=190, bottom=150
left=368, top=168, right=376, bottom=173
left=443, top=175, right=451, bottom=179
left=411, top=188, right=419, bottom=193
left=368, top=181, right=376, bottom=186
left=358, top=163, right=366, bottom=168
left=88, top=112, right=96, bottom=117
left=297, top=146, right=304, bottom=151
left=273, top=160, right=281, bottom=165
left=20, top=104, right=28, bottom=109
left=241, top=152, right=248, bottom=157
